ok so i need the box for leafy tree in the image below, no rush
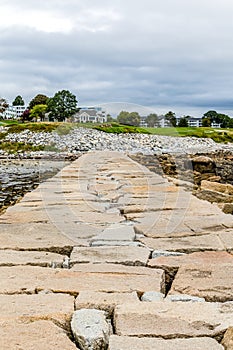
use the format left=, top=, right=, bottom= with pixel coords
left=202, top=117, right=211, bottom=127
left=117, top=111, right=140, bottom=126
left=47, top=90, right=78, bottom=122
left=21, top=109, right=32, bottom=122
left=228, top=118, right=233, bottom=128
left=107, top=114, right=115, bottom=122
left=30, top=104, right=47, bottom=122
left=0, top=98, right=9, bottom=114
left=146, top=113, right=159, bottom=127
left=178, top=116, right=189, bottom=127
left=29, top=94, right=48, bottom=110
left=165, top=111, right=177, bottom=127
left=12, top=95, right=25, bottom=106
left=202, top=110, right=232, bottom=128
left=203, top=110, right=218, bottom=122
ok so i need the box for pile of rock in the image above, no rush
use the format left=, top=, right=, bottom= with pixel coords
left=4, top=127, right=232, bottom=156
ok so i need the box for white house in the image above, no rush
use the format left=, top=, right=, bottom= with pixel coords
left=3, top=105, right=26, bottom=120
left=74, top=107, right=107, bottom=123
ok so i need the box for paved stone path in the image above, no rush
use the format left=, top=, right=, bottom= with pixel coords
left=0, top=151, right=232, bottom=349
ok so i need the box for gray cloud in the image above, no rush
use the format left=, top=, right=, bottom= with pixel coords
left=1, top=0, right=233, bottom=117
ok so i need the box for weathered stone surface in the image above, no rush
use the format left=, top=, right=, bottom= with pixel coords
left=139, top=234, right=224, bottom=253
left=71, top=309, right=110, bottom=350
left=192, top=156, right=215, bottom=172
left=201, top=180, right=233, bottom=195
left=0, top=320, right=78, bottom=350
left=141, top=291, right=164, bottom=302
left=91, top=240, right=142, bottom=247
left=135, top=210, right=233, bottom=237
left=114, top=301, right=233, bottom=338
left=0, top=294, right=74, bottom=328
left=75, top=291, right=138, bottom=316
left=0, top=265, right=165, bottom=294
left=166, top=294, right=205, bottom=302
left=169, top=263, right=233, bottom=302
left=70, top=246, right=151, bottom=266
left=0, top=249, right=65, bottom=267
left=91, top=224, right=135, bottom=243
left=148, top=251, right=233, bottom=270
left=152, top=250, right=186, bottom=259
left=109, top=335, right=224, bottom=350
left=222, top=203, right=233, bottom=215
left=196, top=189, right=233, bottom=203
left=222, top=327, right=233, bottom=350
left=0, top=223, right=77, bottom=252
left=219, top=230, right=233, bottom=251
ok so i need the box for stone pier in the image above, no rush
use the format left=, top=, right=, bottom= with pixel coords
left=0, top=151, right=232, bottom=349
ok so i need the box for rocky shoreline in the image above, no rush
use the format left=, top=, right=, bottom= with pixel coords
left=1, top=127, right=233, bottom=158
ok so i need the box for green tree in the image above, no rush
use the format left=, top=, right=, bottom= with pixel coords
left=47, top=90, right=78, bottom=122
left=228, top=118, right=233, bottom=128
left=146, top=113, right=159, bottom=127
left=107, top=114, right=115, bottom=122
left=12, top=95, right=25, bottom=106
left=117, top=111, right=140, bottom=126
left=29, top=94, right=48, bottom=110
left=202, top=110, right=231, bottom=128
left=0, top=98, right=8, bottom=114
left=203, top=110, right=218, bottom=123
left=202, top=117, right=211, bottom=127
left=178, top=116, right=189, bottom=127
left=30, top=104, right=47, bottom=122
left=217, top=113, right=231, bottom=128
left=165, top=111, right=177, bottom=127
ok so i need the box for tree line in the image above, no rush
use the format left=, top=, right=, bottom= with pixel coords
left=113, top=110, right=233, bottom=128
left=1, top=92, right=233, bottom=128
left=0, top=90, right=78, bottom=122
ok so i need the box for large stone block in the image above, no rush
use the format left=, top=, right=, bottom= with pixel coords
left=0, top=320, right=78, bottom=350
left=0, top=249, right=65, bottom=267
left=70, top=246, right=151, bottom=266
left=0, top=294, right=74, bottom=328
left=139, top=234, right=224, bottom=253
left=109, top=335, right=224, bottom=350
left=169, top=263, right=233, bottom=302
left=0, top=264, right=165, bottom=294
left=114, top=301, right=233, bottom=338
left=148, top=251, right=233, bottom=271
left=75, top=291, right=139, bottom=316
left=222, top=327, right=233, bottom=350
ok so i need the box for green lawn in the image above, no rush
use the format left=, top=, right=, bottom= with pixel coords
left=147, top=127, right=233, bottom=143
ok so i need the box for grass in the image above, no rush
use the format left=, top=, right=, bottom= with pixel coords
left=0, top=141, right=44, bottom=153
left=147, top=127, right=233, bottom=143
left=94, top=123, right=151, bottom=134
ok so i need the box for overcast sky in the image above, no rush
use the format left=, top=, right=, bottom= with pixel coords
left=1, top=0, right=233, bottom=117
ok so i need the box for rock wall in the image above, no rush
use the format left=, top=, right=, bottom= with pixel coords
left=130, top=150, right=233, bottom=214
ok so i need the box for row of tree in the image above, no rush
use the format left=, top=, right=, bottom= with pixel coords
left=115, top=110, right=177, bottom=127
left=115, top=110, right=233, bottom=128
left=0, top=90, right=78, bottom=122
left=1, top=93, right=233, bottom=128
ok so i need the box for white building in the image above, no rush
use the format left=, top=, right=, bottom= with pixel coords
left=3, top=105, right=26, bottom=120
left=74, top=107, right=107, bottom=123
